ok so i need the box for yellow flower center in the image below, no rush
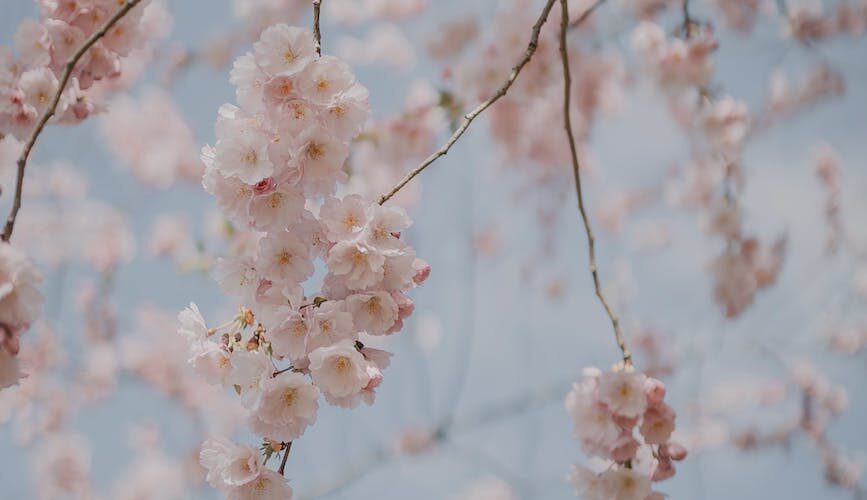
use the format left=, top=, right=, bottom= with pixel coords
left=269, top=192, right=283, bottom=208
left=335, top=356, right=350, bottom=372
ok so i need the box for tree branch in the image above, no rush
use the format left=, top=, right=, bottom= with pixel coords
left=377, top=0, right=559, bottom=206
left=557, top=0, right=631, bottom=367
left=377, top=0, right=606, bottom=206
left=313, top=0, right=323, bottom=56
left=1, top=0, right=144, bottom=242
left=278, top=441, right=293, bottom=475
left=569, top=0, right=606, bottom=28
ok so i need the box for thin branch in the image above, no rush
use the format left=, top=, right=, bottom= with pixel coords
left=377, top=0, right=559, bottom=206
left=278, top=441, right=293, bottom=475
left=569, top=0, right=606, bottom=28
left=558, top=0, right=631, bottom=367
left=313, top=0, right=323, bottom=56
left=1, top=0, right=144, bottom=242
left=682, top=0, right=693, bottom=37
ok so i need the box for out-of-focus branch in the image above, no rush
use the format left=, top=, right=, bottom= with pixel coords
left=1, top=0, right=145, bottom=242
left=297, top=380, right=571, bottom=499
left=377, top=0, right=559, bottom=206
left=557, top=0, right=631, bottom=367
left=313, top=0, right=323, bottom=56
left=569, top=0, right=606, bottom=28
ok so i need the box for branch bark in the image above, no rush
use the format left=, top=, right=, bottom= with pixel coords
left=557, top=0, right=631, bottom=367
left=278, top=441, right=293, bottom=475
left=313, top=0, right=323, bottom=56
left=1, top=0, right=145, bottom=242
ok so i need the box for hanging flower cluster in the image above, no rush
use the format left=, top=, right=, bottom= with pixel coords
left=0, top=0, right=158, bottom=139
left=566, top=367, right=686, bottom=499
left=179, top=23, right=429, bottom=498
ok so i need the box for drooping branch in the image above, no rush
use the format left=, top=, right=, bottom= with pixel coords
left=313, top=0, right=323, bottom=56
left=557, top=0, right=631, bottom=367
left=1, top=0, right=145, bottom=242
left=377, top=0, right=559, bottom=206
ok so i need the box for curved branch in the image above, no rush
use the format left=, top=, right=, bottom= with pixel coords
left=1, top=0, right=145, bottom=242
left=313, top=0, right=324, bottom=56
left=377, top=0, right=559, bottom=206
left=557, top=0, right=630, bottom=366
left=377, top=0, right=607, bottom=206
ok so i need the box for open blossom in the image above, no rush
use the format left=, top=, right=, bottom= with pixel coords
left=200, top=437, right=263, bottom=488
left=248, top=372, right=319, bottom=441
left=597, top=370, right=647, bottom=418
left=226, top=468, right=293, bottom=500
left=177, top=303, right=208, bottom=345
left=228, top=349, right=274, bottom=409
left=346, top=291, right=398, bottom=335
left=308, top=339, right=370, bottom=399
left=254, top=24, right=316, bottom=76
left=34, top=433, right=92, bottom=499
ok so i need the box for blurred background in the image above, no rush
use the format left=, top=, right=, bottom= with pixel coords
left=1, top=0, right=866, bottom=498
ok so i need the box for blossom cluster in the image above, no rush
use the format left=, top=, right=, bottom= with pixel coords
left=566, top=367, right=686, bottom=499
left=0, top=0, right=158, bottom=140
left=729, top=362, right=863, bottom=492
left=0, top=243, right=43, bottom=389
left=632, top=20, right=717, bottom=91
left=180, top=24, right=429, bottom=498
left=100, top=88, right=203, bottom=188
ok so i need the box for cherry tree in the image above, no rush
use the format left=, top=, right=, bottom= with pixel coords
left=0, top=0, right=865, bottom=499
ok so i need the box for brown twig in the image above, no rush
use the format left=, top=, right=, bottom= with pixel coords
left=313, top=0, right=323, bottom=56
left=682, top=0, right=695, bottom=38
left=1, top=0, right=144, bottom=242
left=558, top=0, right=631, bottom=367
left=377, top=0, right=559, bottom=206
left=569, top=0, right=606, bottom=28
left=278, top=441, right=293, bottom=475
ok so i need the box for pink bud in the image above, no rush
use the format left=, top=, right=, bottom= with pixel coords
left=651, top=457, right=676, bottom=481
left=644, top=377, right=666, bottom=405
left=610, top=433, right=639, bottom=463
left=253, top=177, right=276, bottom=195
left=662, top=442, right=688, bottom=461
left=412, top=258, right=431, bottom=285
left=72, top=100, right=91, bottom=121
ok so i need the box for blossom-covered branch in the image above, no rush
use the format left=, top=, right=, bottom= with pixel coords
left=1, top=0, right=145, bottom=242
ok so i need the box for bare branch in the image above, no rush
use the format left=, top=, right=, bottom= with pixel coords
left=377, top=0, right=559, bottom=206
left=1, top=0, right=145, bottom=242
left=557, top=0, right=631, bottom=367
left=278, top=441, right=293, bottom=475
left=377, top=0, right=607, bottom=206
left=313, top=0, right=323, bottom=56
